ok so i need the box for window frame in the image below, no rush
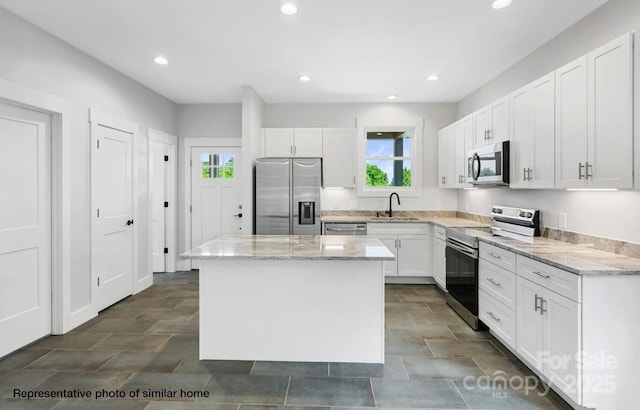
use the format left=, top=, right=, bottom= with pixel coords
left=356, top=117, right=423, bottom=197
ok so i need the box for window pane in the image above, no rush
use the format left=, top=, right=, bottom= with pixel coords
left=222, top=154, right=235, bottom=167
left=366, top=160, right=411, bottom=187
left=224, top=167, right=234, bottom=179
left=366, top=131, right=411, bottom=157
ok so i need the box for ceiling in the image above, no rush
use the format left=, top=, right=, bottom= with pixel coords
left=0, top=0, right=609, bottom=104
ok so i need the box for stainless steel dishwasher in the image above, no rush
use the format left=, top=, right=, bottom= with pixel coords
left=323, top=222, right=367, bottom=235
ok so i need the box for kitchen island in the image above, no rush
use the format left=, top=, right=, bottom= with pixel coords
left=181, top=235, right=395, bottom=363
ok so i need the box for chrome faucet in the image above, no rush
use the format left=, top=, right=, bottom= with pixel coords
left=387, top=192, right=400, bottom=217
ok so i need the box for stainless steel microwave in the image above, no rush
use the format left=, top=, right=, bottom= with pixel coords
left=467, top=141, right=510, bottom=186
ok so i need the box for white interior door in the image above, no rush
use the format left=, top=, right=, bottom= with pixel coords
left=92, top=120, right=133, bottom=311
left=191, top=147, right=242, bottom=269
left=150, top=140, right=167, bottom=273
left=0, top=102, right=51, bottom=357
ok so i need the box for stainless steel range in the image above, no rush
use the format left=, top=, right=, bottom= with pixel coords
left=445, top=206, right=540, bottom=330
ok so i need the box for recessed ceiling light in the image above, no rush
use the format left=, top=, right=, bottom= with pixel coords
left=386, top=95, right=398, bottom=100
left=299, top=75, right=311, bottom=82
left=154, top=56, right=168, bottom=65
left=492, top=0, right=512, bottom=9
left=427, top=74, right=440, bottom=81
left=280, top=3, right=298, bottom=15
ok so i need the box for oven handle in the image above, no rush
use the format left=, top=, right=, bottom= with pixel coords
left=446, top=239, right=479, bottom=259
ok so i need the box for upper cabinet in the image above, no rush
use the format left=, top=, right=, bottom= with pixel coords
left=322, top=128, right=355, bottom=188
left=263, top=128, right=323, bottom=157
left=556, top=33, right=633, bottom=189
left=473, top=96, right=509, bottom=148
left=510, top=73, right=556, bottom=189
left=439, top=116, right=472, bottom=189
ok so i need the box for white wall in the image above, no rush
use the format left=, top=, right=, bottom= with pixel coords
left=242, top=86, right=265, bottom=234
left=175, top=103, right=242, bottom=256
left=456, top=0, right=640, bottom=244
left=265, top=103, right=459, bottom=211
left=0, top=8, right=177, bottom=323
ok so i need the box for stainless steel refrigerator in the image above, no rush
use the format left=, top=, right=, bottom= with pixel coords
left=255, top=158, right=322, bottom=235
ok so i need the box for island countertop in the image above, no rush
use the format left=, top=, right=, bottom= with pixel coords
left=181, top=235, right=396, bottom=261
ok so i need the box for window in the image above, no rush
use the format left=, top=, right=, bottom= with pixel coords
left=357, top=118, right=422, bottom=196
left=201, top=153, right=235, bottom=179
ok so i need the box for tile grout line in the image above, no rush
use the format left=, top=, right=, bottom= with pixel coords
left=283, top=375, right=291, bottom=405
left=450, top=378, right=472, bottom=409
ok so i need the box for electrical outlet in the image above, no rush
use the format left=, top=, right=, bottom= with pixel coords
left=558, top=213, right=567, bottom=229
left=465, top=202, right=469, bottom=212
left=333, top=201, right=339, bottom=210
left=435, top=200, right=442, bottom=209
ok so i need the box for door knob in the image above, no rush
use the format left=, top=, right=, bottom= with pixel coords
left=233, top=213, right=243, bottom=218
left=126, top=219, right=134, bottom=226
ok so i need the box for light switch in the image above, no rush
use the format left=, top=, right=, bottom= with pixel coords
left=558, top=213, right=567, bottom=229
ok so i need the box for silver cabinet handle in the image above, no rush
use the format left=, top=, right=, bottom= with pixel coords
left=398, top=239, right=402, bottom=248
left=534, top=294, right=541, bottom=312
left=353, top=176, right=356, bottom=184
left=523, top=168, right=527, bottom=182
left=578, top=162, right=585, bottom=180
left=487, top=252, right=501, bottom=259
left=487, top=311, right=501, bottom=322
left=532, top=271, right=551, bottom=279
left=487, top=278, right=501, bottom=286
left=487, top=129, right=492, bottom=139
left=540, top=298, right=547, bottom=315
left=586, top=162, right=592, bottom=179
left=527, top=168, right=532, bottom=181
left=394, top=239, right=398, bottom=249
left=484, top=130, right=488, bottom=140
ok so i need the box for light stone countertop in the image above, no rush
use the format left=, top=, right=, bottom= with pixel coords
left=181, top=235, right=396, bottom=261
left=322, top=215, right=490, bottom=229
left=476, top=234, right=640, bottom=276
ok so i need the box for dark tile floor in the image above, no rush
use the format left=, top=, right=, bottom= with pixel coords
left=0, top=272, right=567, bottom=409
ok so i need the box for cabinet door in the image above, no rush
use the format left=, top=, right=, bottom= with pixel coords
left=545, top=289, right=581, bottom=404
left=397, top=234, right=429, bottom=277
left=509, top=84, right=532, bottom=188
left=375, top=234, right=398, bottom=277
left=587, top=33, right=633, bottom=189
left=438, top=127, right=451, bottom=187
left=516, top=277, right=545, bottom=371
left=530, top=73, right=556, bottom=189
left=473, top=107, right=491, bottom=148
left=293, top=128, right=323, bottom=157
left=555, top=56, right=588, bottom=188
left=489, top=97, right=509, bottom=143
left=433, top=238, right=446, bottom=289
left=322, top=128, right=355, bottom=187
left=454, top=116, right=472, bottom=188
left=264, top=128, right=294, bottom=157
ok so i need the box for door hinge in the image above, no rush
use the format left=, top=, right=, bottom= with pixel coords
left=164, top=201, right=169, bottom=208
left=164, top=247, right=168, bottom=254
left=97, top=277, right=100, bottom=287
left=97, top=208, right=100, bottom=218
left=96, top=139, right=100, bottom=149
left=164, top=155, right=169, bottom=162
left=190, top=205, right=192, bottom=213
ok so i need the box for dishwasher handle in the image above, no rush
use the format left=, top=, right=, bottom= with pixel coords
left=324, top=224, right=367, bottom=235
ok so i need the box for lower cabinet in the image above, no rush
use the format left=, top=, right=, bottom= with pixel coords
left=368, top=224, right=431, bottom=278
left=432, top=225, right=446, bottom=289
left=516, top=275, right=581, bottom=404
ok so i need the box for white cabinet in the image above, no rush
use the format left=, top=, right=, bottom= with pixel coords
left=478, top=243, right=517, bottom=350
left=263, top=128, right=323, bottom=157
left=516, top=275, right=581, bottom=404
left=439, top=117, right=471, bottom=189
left=322, top=128, right=355, bottom=188
left=369, top=224, right=431, bottom=278
left=556, top=33, right=633, bottom=189
left=437, top=125, right=455, bottom=187
left=432, top=225, right=446, bottom=289
left=472, top=96, right=509, bottom=148
left=509, top=73, right=556, bottom=189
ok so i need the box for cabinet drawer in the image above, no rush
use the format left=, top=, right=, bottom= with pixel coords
left=368, top=223, right=428, bottom=235
left=433, top=225, right=446, bottom=241
left=517, top=255, right=581, bottom=302
left=479, top=242, right=516, bottom=272
left=479, top=258, right=516, bottom=310
left=479, top=289, right=516, bottom=350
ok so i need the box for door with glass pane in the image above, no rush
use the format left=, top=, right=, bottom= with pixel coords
left=191, top=147, right=242, bottom=268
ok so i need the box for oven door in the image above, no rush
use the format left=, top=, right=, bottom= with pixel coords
left=445, top=240, right=479, bottom=316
